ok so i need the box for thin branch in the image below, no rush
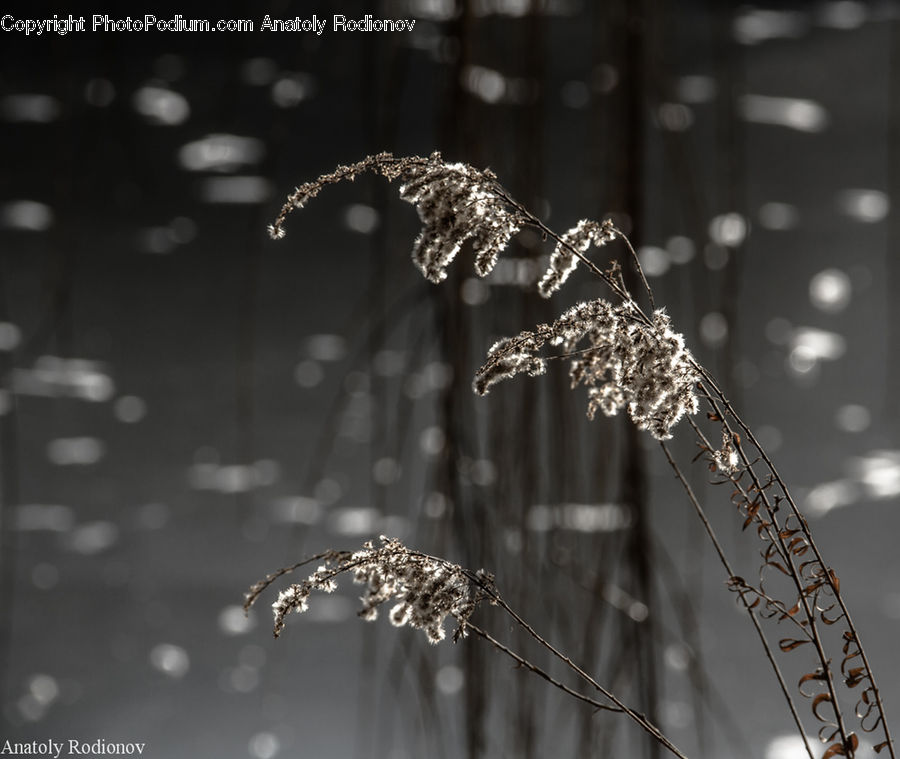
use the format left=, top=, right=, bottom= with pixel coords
left=698, top=372, right=894, bottom=757
left=465, top=623, right=623, bottom=714
left=469, top=576, right=690, bottom=759
left=610, top=224, right=656, bottom=311
left=659, top=441, right=815, bottom=759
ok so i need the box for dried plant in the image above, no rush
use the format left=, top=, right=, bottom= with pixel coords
left=245, top=536, right=690, bottom=759
left=249, top=152, right=895, bottom=759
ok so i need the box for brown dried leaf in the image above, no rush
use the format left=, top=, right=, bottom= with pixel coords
left=779, top=637, right=810, bottom=652
left=803, top=580, right=825, bottom=597
left=842, top=630, right=858, bottom=654
left=812, top=692, right=835, bottom=722
left=844, top=667, right=866, bottom=689
left=799, top=669, right=827, bottom=697
left=821, top=605, right=844, bottom=625
left=857, top=690, right=881, bottom=730
left=799, top=558, right=824, bottom=580
left=824, top=734, right=860, bottom=759
left=841, top=652, right=862, bottom=676
left=788, top=538, right=805, bottom=551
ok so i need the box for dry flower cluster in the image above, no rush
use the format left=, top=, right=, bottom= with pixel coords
left=398, top=159, right=523, bottom=283
left=475, top=299, right=699, bottom=440
left=256, top=537, right=494, bottom=644
left=269, top=151, right=524, bottom=288
left=270, top=151, right=699, bottom=440
left=538, top=218, right=616, bottom=297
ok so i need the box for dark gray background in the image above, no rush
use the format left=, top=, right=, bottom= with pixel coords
left=1, top=2, right=899, bottom=758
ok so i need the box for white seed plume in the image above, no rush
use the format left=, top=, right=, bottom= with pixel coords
left=268, top=537, right=492, bottom=644
left=538, top=219, right=616, bottom=297
left=475, top=300, right=699, bottom=440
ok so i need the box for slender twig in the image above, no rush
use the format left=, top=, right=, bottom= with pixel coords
left=466, top=575, right=689, bottom=759
left=660, top=441, right=815, bottom=759
left=694, top=387, right=854, bottom=750
left=243, top=551, right=342, bottom=611
left=610, top=224, right=656, bottom=311
left=465, top=623, right=623, bottom=714
left=704, top=371, right=892, bottom=721
left=696, top=374, right=893, bottom=756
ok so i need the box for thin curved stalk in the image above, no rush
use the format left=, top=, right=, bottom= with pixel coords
left=697, top=371, right=895, bottom=758
left=660, top=441, right=815, bottom=759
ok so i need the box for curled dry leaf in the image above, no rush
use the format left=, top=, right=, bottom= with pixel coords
left=813, top=692, right=835, bottom=722
left=822, top=733, right=858, bottom=759
left=799, top=669, right=828, bottom=698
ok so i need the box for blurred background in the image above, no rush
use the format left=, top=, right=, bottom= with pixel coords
left=1, top=1, right=899, bottom=757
